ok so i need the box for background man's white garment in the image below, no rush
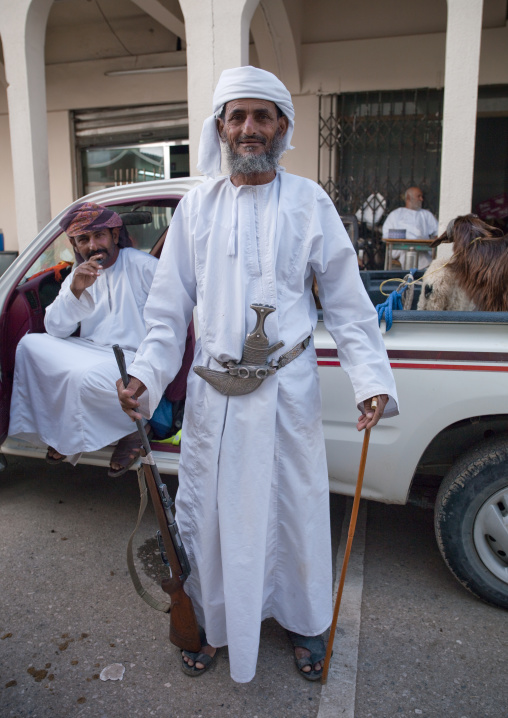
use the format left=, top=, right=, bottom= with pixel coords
left=382, top=207, right=438, bottom=269
left=129, top=172, right=399, bottom=683
left=8, top=248, right=157, bottom=458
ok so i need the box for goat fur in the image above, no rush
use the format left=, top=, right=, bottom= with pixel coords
left=417, top=214, right=508, bottom=312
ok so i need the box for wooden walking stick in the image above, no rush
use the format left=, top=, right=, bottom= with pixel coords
left=321, top=396, right=378, bottom=685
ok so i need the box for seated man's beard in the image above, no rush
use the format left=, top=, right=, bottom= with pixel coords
left=223, top=129, right=286, bottom=176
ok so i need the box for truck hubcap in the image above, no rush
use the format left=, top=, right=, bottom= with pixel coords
left=473, top=487, right=508, bottom=583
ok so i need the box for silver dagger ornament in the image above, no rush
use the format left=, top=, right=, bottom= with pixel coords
left=193, top=304, right=284, bottom=396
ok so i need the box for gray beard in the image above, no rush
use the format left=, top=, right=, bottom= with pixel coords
left=222, top=130, right=286, bottom=177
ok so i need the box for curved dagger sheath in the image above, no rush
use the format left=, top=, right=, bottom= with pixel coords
left=193, top=304, right=284, bottom=396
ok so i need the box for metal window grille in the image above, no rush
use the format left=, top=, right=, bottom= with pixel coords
left=318, top=89, right=443, bottom=232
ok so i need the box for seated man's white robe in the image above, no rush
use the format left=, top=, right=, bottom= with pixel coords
left=382, top=207, right=438, bottom=268
left=129, top=172, right=399, bottom=683
left=8, top=247, right=157, bottom=458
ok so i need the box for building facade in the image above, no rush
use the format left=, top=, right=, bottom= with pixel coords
left=0, top=0, right=507, bottom=252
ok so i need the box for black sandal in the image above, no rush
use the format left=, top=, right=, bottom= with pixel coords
left=181, top=627, right=217, bottom=677
left=288, top=631, right=327, bottom=681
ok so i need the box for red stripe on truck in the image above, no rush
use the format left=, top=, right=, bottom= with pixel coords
left=317, top=359, right=508, bottom=372
left=390, top=362, right=508, bottom=372
left=316, top=348, right=508, bottom=362
left=316, top=347, right=508, bottom=371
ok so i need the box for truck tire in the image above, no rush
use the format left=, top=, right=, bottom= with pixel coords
left=434, top=435, right=508, bottom=610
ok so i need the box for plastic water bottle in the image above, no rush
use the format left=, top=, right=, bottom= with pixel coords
left=406, top=247, right=418, bottom=270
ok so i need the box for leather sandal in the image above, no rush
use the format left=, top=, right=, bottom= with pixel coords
left=107, top=428, right=151, bottom=478
left=288, top=631, right=327, bottom=682
left=45, top=446, right=67, bottom=464
left=181, top=627, right=217, bottom=677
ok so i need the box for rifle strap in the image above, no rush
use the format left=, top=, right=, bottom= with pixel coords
left=126, top=466, right=171, bottom=614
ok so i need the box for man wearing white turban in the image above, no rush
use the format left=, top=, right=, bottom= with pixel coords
left=117, top=66, right=398, bottom=683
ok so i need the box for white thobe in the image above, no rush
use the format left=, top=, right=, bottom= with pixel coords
left=382, top=207, right=438, bottom=268
left=129, top=172, right=399, bottom=683
left=8, top=248, right=157, bottom=457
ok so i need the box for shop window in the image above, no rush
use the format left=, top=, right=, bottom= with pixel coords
left=81, top=141, right=189, bottom=195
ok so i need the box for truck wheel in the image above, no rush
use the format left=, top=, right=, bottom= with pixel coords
left=434, top=436, right=508, bottom=610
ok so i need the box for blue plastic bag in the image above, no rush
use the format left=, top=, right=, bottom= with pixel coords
left=150, top=396, right=173, bottom=439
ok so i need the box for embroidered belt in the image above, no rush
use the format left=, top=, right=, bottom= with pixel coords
left=275, top=335, right=311, bottom=370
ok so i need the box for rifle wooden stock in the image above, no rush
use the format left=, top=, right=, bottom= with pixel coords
left=112, top=343, right=200, bottom=654
left=142, top=456, right=201, bottom=653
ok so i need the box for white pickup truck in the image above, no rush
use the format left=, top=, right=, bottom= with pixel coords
left=1, top=178, right=507, bottom=611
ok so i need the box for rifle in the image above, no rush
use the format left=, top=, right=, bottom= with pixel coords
left=113, top=344, right=201, bottom=653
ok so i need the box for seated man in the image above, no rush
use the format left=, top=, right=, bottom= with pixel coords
left=8, top=201, right=158, bottom=476
left=382, top=186, right=438, bottom=269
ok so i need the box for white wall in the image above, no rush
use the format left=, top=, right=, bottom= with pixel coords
left=48, top=111, right=75, bottom=218
left=0, top=76, right=13, bottom=247
left=2, top=17, right=508, bottom=247
left=280, top=93, right=319, bottom=180
left=301, top=25, right=508, bottom=94
left=479, top=25, right=508, bottom=83
left=0, top=110, right=76, bottom=249
left=45, top=52, right=187, bottom=112
left=0, top=114, right=17, bottom=251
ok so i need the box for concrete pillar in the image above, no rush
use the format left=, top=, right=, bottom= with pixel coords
left=0, top=0, right=54, bottom=251
left=179, top=0, right=260, bottom=175
left=438, top=0, right=484, bottom=235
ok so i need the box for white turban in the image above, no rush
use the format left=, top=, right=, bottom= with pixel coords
left=197, top=65, right=295, bottom=178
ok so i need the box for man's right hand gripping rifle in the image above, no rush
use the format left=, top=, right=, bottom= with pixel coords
left=114, top=345, right=201, bottom=654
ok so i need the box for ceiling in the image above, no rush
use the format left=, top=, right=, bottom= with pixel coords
left=7, top=0, right=507, bottom=66
left=300, top=0, right=507, bottom=44
left=46, top=0, right=183, bottom=64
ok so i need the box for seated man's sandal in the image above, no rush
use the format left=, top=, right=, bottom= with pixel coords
left=108, top=429, right=151, bottom=478
left=45, top=446, right=66, bottom=464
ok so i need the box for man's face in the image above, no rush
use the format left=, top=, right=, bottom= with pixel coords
left=71, top=227, right=120, bottom=268
left=406, top=188, right=424, bottom=210
left=217, top=99, right=288, bottom=165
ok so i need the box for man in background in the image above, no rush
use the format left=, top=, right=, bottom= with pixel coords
left=382, top=186, right=438, bottom=268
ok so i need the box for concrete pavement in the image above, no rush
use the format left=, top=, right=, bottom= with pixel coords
left=1, top=456, right=506, bottom=717
left=0, top=457, right=339, bottom=718
left=355, top=502, right=507, bottom=718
